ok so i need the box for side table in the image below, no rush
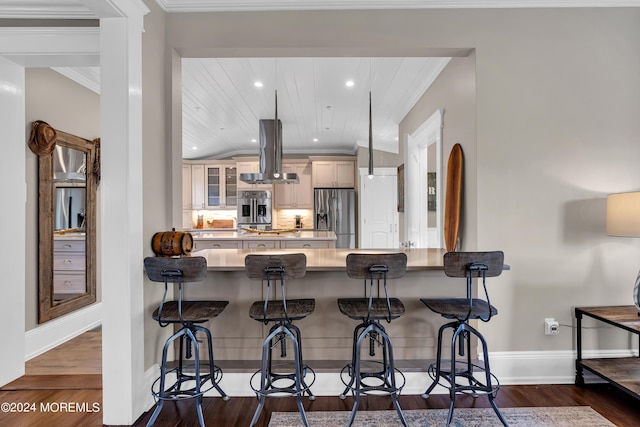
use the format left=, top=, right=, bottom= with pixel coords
left=575, top=305, right=640, bottom=399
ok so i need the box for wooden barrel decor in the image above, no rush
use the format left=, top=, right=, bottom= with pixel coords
left=151, top=229, right=193, bottom=257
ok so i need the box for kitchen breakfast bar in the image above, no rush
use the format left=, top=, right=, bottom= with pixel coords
left=178, top=247, right=458, bottom=397
left=178, top=247, right=460, bottom=397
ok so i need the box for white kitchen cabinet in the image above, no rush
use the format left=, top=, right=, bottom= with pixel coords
left=280, top=240, right=334, bottom=249
left=191, top=164, right=205, bottom=209
left=194, top=240, right=242, bottom=250
left=187, top=162, right=237, bottom=210
left=182, top=164, right=192, bottom=210
left=53, top=238, right=86, bottom=296
left=312, top=160, right=355, bottom=188
left=274, top=162, right=312, bottom=209
left=236, top=160, right=272, bottom=190
left=182, top=210, right=192, bottom=230
left=242, top=240, right=279, bottom=249
left=204, top=164, right=237, bottom=209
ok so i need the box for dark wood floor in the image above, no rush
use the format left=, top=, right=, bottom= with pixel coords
left=2, top=331, right=640, bottom=426
left=132, top=384, right=640, bottom=427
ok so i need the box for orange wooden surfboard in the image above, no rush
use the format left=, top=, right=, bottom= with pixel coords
left=444, top=143, right=463, bottom=252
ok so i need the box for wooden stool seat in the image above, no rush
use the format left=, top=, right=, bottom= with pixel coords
left=153, top=300, right=228, bottom=324
left=420, top=297, right=496, bottom=321
left=249, top=299, right=315, bottom=322
left=338, top=297, right=405, bottom=320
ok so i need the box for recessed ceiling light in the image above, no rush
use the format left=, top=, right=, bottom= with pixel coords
left=254, top=81, right=263, bottom=88
left=192, top=146, right=198, bottom=150
left=251, top=139, right=257, bottom=143
left=312, top=138, right=318, bottom=142
left=345, top=80, right=355, bottom=87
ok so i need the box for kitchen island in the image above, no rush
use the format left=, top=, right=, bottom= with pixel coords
left=179, top=247, right=487, bottom=396
left=191, top=230, right=337, bottom=250
left=184, top=248, right=450, bottom=360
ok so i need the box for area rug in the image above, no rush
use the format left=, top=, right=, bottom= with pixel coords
left=268, top=406, right=615, bottom=427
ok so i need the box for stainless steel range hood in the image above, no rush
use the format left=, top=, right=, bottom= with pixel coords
left=239, top=118, right=299, bottom=184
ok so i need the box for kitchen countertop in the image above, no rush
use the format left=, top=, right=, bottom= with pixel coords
left=197, top=247, right=446, bottom=271
left=190, top=230, right=337, bottom=241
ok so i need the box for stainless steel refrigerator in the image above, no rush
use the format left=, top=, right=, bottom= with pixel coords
left=314, top=188, right=356, bottom=248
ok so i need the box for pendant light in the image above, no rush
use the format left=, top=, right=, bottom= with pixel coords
left=368, top=91, right=374, bottom=178
left=368, top=58, right=374, bottom=179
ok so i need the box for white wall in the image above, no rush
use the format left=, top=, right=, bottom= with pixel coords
left=24, top=68, right=100, bottom=331
left=162, top=7, right=640, bottom=357
left=0, top=57, right=26, bottom=386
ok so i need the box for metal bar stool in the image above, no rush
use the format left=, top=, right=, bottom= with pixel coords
left=144, top=256, right=229, bottom=427
left=245, top=253, right=316, bottom=427
left=421, top=251, right=507, bottom=426
left=337, top=253, right=408, bottom=427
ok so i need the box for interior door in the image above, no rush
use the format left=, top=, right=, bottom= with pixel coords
left=360, top=172, right=398, bottom=248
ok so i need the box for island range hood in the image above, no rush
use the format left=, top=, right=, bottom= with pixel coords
left=239, top=91, right=299, bottom=184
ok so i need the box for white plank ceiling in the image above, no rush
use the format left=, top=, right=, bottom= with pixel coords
left=182, top=57, right=450, bottom=159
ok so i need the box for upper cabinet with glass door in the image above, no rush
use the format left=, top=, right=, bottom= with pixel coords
left=202, top=163, right=238, bottom=209
left=185, top=161, right=237, bottom=210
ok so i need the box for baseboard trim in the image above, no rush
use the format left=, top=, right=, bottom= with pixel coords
left=137, top=348, right=636, bottom=422
left=24, top=302, right=102, bottom=361
left=197, top=349, right=638, bottom=397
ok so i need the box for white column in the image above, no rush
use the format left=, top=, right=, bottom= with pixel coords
left=0, top=57, right=26, bottom=386
left=99, top=16, right=146, bottom=425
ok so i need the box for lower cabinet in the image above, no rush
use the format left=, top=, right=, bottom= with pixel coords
left=194, top=238, right=335, bottom=250
left=193, top=240, right=242, bottom=250
left=53, top=238, right=86, bottom=297
left=281, top=240, right=334, bottom=249
left=242, top=240, right=279, bottom=249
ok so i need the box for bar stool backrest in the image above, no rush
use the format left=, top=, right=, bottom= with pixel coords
left=346, top=253, right=407, bottom=279
left=443, top=251, right=504, bottom=278
left=245, top=253, right=307, bottom=280
left=144, top=256, right=207, bottom=283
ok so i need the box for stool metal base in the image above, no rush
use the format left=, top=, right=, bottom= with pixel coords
left=422, top=320, right=507, bottom=426
left=147, top=325, right=229, bottom=427
left=340, top=321, right=407, bottom=427
left=249, top=322, right=315, bottom=427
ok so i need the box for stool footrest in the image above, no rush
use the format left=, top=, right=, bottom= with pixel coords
left=340, top=360, right=406, bottom=397
left=250, top=363, right=316, bottom=398
left=151, top=364, right=224, bottom=401
left=427, top=361, right=500, bottom=396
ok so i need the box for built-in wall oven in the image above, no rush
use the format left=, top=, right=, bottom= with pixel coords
left=237, top=190, right=272, bottom=230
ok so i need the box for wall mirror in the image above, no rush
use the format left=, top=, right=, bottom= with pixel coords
left=38, top=129, right=98, bottom=323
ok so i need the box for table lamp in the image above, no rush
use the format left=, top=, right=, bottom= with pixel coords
left=606, top=192, right=640, bottom=314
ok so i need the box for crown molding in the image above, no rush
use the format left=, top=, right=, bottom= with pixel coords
left=154, top=0, right=640, bottom=13
left=0, top=0, right=149, bottom=20
left=0, top=27, right=99, bottom=67
left=0, top=1, right=98, bottom=19
left=52, top=66, right=101, bottom=94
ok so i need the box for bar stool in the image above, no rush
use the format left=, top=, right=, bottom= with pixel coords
left=421, top=251, right=507, bottom=426
left=245, top=253, right=316, bottom=427
left=337, top=253, right=408, bottom=427
left=144, top=256, right=229, bottom=427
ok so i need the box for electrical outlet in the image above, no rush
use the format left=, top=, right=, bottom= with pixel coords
left=544, top=318, right=560, bottom=335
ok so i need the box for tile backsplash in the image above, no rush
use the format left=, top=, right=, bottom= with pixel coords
left=273, top=209, right=313, bottom=230
left=190, top=209, right=236, bottom=229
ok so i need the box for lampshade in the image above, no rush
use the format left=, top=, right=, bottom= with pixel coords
left=606, top=192, right=640, bottom=237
